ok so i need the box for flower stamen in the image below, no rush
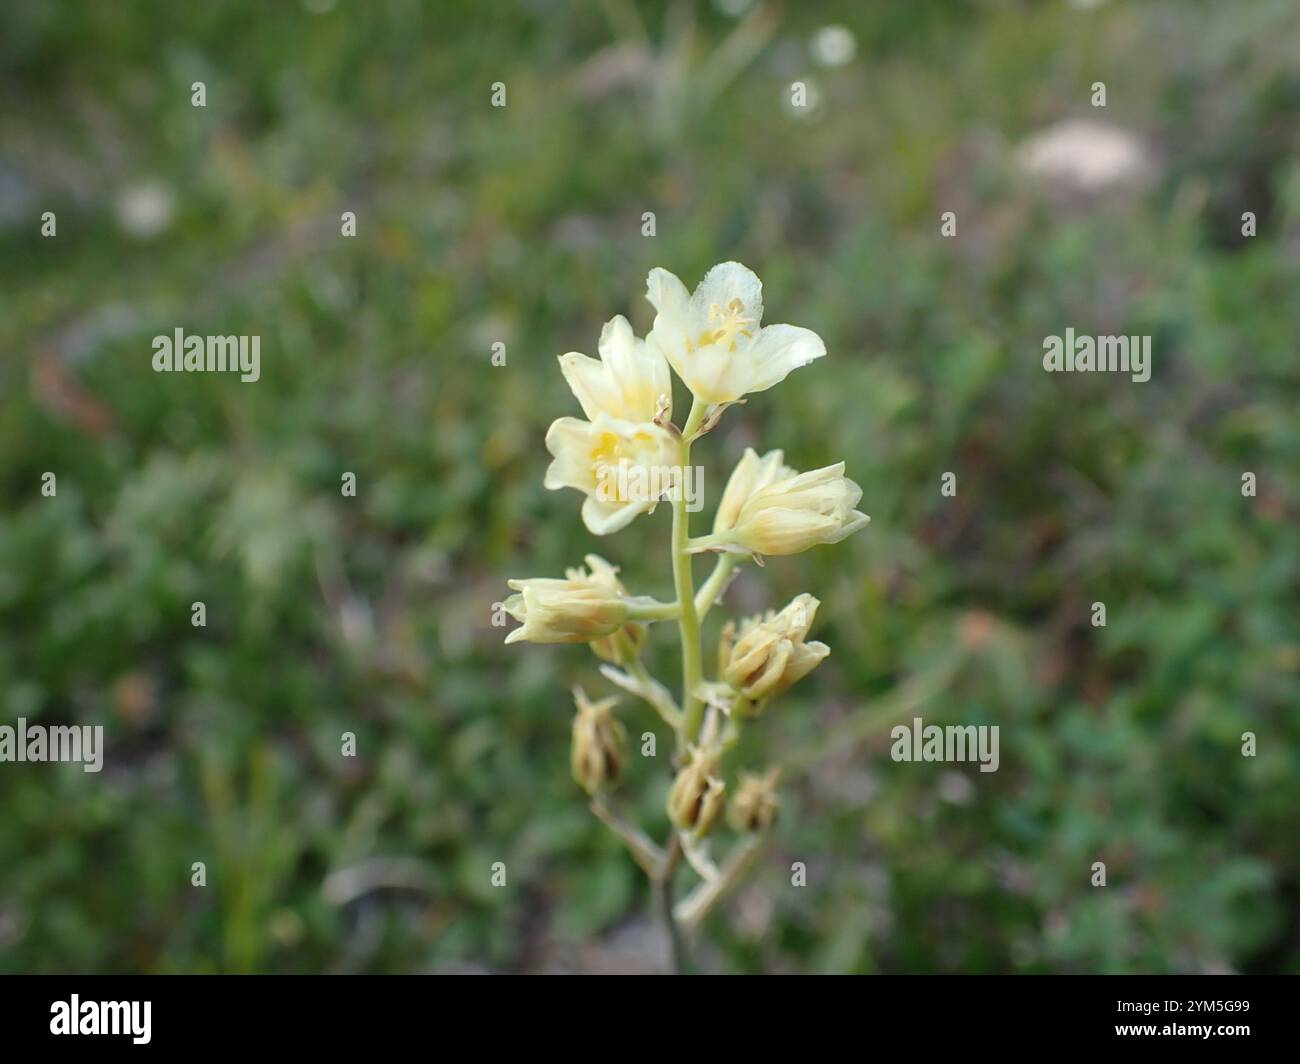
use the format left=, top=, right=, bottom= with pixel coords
left=699, top=298, right=755, bottom=352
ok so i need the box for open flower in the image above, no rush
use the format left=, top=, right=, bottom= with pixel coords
left=545, top=413, right=681, bottom=535
left=504, top=555, right=632, bottom=644
left=646, top=262, right=826, bottom=405
left=694, top=457, right=869, bottom=557
left=558, top=314, right=671, bottom=423
left=720, top=593, right=829, bottom=711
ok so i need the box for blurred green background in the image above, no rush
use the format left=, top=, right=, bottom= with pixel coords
left=2, top=0, right=1297, bottom=974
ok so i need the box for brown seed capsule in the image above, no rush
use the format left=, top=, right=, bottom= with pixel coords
left=728, top=768, right=780, bottom=833
left=570, top=687, right=626, bottom=795
left=667, top=747, right=726, bottom=837
left=721, top=593, right=829, bottom=711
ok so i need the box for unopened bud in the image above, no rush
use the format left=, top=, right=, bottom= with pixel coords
left=504, top=555, right=630, bottom=645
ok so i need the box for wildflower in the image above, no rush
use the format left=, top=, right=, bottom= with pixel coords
left=694, top=458, right=868, bottom=557
left=645, top=262, right=825, bottom=405
left=558, top=314, right=671, bottom=423
left=711, top=447, right=794, bottom=536
left=570, top=687, right=627, bottom=794
left=720, top=593, right=829, bottom=710
left=504, top=555, right=631, bottom=644
left=544, top=413, right=680, bottom=534
left=506, top=263, right=864, bottom=947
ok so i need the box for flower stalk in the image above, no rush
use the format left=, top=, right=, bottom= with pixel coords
left=672, top=396, right=709, bottom=748
left=503, top=263, right=869, bottom=973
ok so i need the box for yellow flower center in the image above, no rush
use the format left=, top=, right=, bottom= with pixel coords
left=591, top=431, right=629, bottom=464
left=695, top=298, right=755, bottom=352
left=590, top=428, right=659, bottom=467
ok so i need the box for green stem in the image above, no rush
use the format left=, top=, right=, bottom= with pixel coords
left=694, top=554, right=737, bottom=619
left=623, top=660, right=683, bottom=729
left=672, top=397, right=709, bottom=749
left=627, top=599, right=680, bottom=621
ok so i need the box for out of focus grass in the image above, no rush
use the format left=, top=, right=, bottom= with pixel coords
left=0, top=0, right=1297, bottom=973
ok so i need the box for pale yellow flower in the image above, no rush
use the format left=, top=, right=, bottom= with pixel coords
left=712, top=447, right=794, bottom=535
left=646, top=261, right=825, bottom=404
left=544, top=413, right=681, bottom=535
left=694, top=458, right=868, bottom=557
left=504, top=555, right=630, bottom=644
left=558, top=314, right=671, bottom=423
left=721, top=593, right=829, bottom=707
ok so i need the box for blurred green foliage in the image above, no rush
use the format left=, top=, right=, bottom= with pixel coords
left=1, top=0, right=1297, bottom=973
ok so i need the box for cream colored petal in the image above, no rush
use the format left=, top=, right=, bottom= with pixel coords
left=689, top=261, right=764, bottom=331
left=714, top=448, right=762, bottom=534
left=754, top=448, right=794, bottom=488
left=677, top=340, right=744, bottom=404
left=825, top=510, right=871, bottom=543
left=557, top=352, right=615, bottom=421
left=543, top=417, right=597, bottom=491
left=503, top=592, right=526, bottom=621
left=560, top=316, right=668, bottom=423
left=581, top=493, right=648, bottom=536
left=646, top=267, right=690, bottom=317
left=747, top=462, right=848, bottom=507
left=602, top=315, right=669, bottom=422
left=596, top=315, right=638, bottom=378
left=742, top=324, right=826, bottom=393
left=653, top=331, right=689, bottom=393
left=744, top=510, right=841, bottom=555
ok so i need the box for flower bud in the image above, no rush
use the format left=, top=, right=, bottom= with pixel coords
left=504, top=555, right=629, bottom=644
left=570, top=687, right=626, bottom=795
left=713, top=448, right=794, bottom=536
left=667, top=747, right=726, bottom=837
left=728, top=768, right=780, bottom=833
left=722, top=593, right=829, bottom=710
left=692, top=456, right=868, bottom=558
